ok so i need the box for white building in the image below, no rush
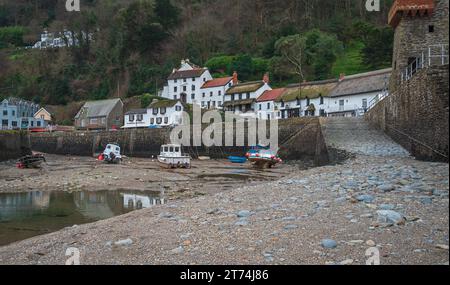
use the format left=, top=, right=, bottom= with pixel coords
left=161, top=59, right=213, bottom=105
left=327, top=68, right=391, bottom=117
left=31, top=30, right=91, bottom=49
left=199, top=75, right=236, bottom=109
left=255, top=88, right=286, bottom=120
left=274, top=79, right=339, bottom=119
left=123, top=100, right=185, bottom=129
left=223, top=73, right=272, bottom=116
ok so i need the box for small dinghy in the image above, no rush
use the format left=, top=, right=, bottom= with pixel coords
left=228, top=156, right=247, bottom=164
left=17, top=154, right=46, bottom=169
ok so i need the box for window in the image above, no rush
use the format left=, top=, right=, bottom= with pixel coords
left=267, top=102, right=270, bottom=109
left=129, top=115, right=135, bottom=122
left=174, top=95, right=177, bottom=100
left=191, top=94, right=195, bottom=99
left=175, top=106, right=182, bottom=111
left=320, top=95, right=324, bottom=105
left=169, top=146, right=174, bottom=152
left=31, top=121, right=34, bottom=127
left=1, top=120, right=8, bottom=126
left=12, top=110, right=15, bottom=116
left=429, top=25, right=434, bottom=33
left=306, top=97, right=310, bottom=106
left=11, top=121, right=17, bottom=127
left=160, top=107, right=167, bottom=115
left=174, top=79, right=177, bottom=83
left=174, top=87, right=177, bottom=92
left=192, top=78, right=196, bottom=81
left=202, top=93, right=206, bottom=98
left=90, top=118, right=98, bottom=124
left=137, top=114, right=143, bottom=122
left=164, top=117, right=169, bottom=124
left=40, top=114, right=45, bottom=119
left=212, top=101, right=216, bottom=107
left=218, top=101, right=222, bottom=107
left=156, top=118, right=162, bottom=124
left=164, top=146, right=168, bottom=152
left=183, top=78, right=187, bottom=83
left=175, top=147, right=180, bottom=152
left=281, top=101, right=285, bottom=108
left=297, top=98, right=301, bottom=106
left=192, top=85, right=196, bottom=91
left=2, top=110, right=7, bottom=116
left=203, top=78, right=206, bottom=82
left=231, top=94, right=235, bottom=101
left=238, top=94, right=242, bottom=100
left=183, top=86, right=187, bottom=92
left=202, top=101, right=205, bottom=107
left=259, top=104, right=262, bottom=111
left=219, top=91, right=222, bottom=96
left=37, top=121, right=41, bottom=127
left=246, top=93, right=250, bottom=99
left=153, top=108, right=158, bottom=115
left=151, top=118, right=155, bottom=125
left=210, top=92, right=213, bottom=97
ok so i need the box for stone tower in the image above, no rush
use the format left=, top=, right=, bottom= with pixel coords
left=389, top=0, right=449, bottom=92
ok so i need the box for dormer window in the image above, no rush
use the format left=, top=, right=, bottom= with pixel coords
left=160, top=107, right=167, bottom=115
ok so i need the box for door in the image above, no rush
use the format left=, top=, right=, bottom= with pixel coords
left=339, top=100, right=345, bottom=112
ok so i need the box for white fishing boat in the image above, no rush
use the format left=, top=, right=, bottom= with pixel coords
left=157, top=144, right=191, bottom=169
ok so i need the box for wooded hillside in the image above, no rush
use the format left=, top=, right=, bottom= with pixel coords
left=0, top=0, right=394, bottom=105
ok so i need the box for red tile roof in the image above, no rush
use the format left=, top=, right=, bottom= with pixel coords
left=388, top=0, right=435, bottom=27
left=257, top=88, right=286, bottom=102
left=201, top=77, right=233, bottom=88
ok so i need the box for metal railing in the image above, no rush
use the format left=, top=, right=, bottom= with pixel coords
left=368, top=91, right=389, bottom=111
left=401, top=44, right=449, bottom=83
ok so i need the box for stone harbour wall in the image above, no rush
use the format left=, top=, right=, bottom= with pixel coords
left=26, top=117, right=329, bottom=164
left=0, top=131, right=31, bottom=161
left=366, top=65, right=449, bottom=162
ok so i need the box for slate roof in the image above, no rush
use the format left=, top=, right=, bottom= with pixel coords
left=225, top=81, right=265, bottom=95
left=167, top=69, right=207, bottom=80
left=330, top=68, right=391, bottom=98
left=75, top=98, right=122, bottom=119
left=125, top=109, right=147, bottom=115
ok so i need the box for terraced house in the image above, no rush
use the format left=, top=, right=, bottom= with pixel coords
left=0, top=98, right=44, bottom=130
left=223, top=73, right=272, bottom=116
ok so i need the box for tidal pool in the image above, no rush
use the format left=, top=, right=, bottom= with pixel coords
left=0, top=190, right=164, bottom=246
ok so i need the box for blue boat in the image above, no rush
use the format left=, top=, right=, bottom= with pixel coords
left=228, top=156, right=247, bottom=164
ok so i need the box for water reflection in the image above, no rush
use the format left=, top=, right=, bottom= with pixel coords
left=0, top=190, right=164, bottom=246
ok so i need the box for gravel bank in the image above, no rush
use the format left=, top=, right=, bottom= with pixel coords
left=0, top=155, right=448, bottom=265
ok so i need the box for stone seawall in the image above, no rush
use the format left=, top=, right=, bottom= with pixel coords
left=0, top=131, right=31, bottom=161
left=28, top=118, right=329, bottom=164
left=366, top=65, right=449, bottom=162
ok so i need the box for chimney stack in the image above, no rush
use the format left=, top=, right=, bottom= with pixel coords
left=263, top=72, right=270, bottom=84
left=232, top=71, right=238, bottom=85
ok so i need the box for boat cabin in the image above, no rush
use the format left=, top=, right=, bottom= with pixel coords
left=160, top=144, right=183, bottom=157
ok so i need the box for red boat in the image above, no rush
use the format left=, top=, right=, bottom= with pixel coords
left=246, top=146, right=282, bottom=168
